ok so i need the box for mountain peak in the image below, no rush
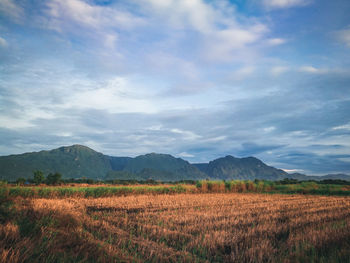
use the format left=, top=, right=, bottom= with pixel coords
left=61, top=144, right=94, bottom=150
left=143, top=152, right=172, bottom=157
left=203, top=154, right=287, bottom=180
left=242, top=156, right=263, bottom=163
left=57, top=144, right=97, bottom=153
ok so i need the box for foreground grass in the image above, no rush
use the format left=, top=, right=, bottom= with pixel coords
left=1, top=193, right=350, bottom=262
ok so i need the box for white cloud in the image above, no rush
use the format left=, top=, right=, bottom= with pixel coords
left=64, top=77, right=157, bottom=114
left=170, top=128, right=201, bottom=141
left=203, top=136, right=227, bottom=142
left=1, top=62, right=161, bottom=130
left=266, top=38, right=287, bottom=46
left=177, top=152, right=195, bottom=158
left=205, top=25, right=267, bottom=62
left=298, top=66, right=349, bottom=75
left=0, top=115, right=34, bottom=129
left=0, top=104, right=56, bottom=129
left=139, top=0, right=215, bottom=33
left=104, top=34, right=118, bottom=49
left=332, top=123, right=350, bottom=131
left=44, top=0, right=145, bottom=51
left=0, top=0, right=24, bottom=21
left=146, top=52, right=200, bottom=80
left=6, top=0, right=282, bottom=65
left=233, top=66, right=256, bottom=80
left=0, top=37, right=7, bottom=47
left=299, top=66, right=328, bottom=74
left=335, top=26, right=350, bottom=48
left=282, top=168, right=304, bottom=173
left=146, top=125, right=163, bottom=131
left=263, top=126, right=276, bottom=133
left=270, top=66, right=289, bottom=76
left=46, top=0, right=144, bottom=30
left=263, top=0, right=311, bottom=9
left=137, top=0, right=270, bottom=62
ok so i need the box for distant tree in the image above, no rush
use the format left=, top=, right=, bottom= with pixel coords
left=33, top=170, right=45, bottom=185
left=46, top=172, right=62, bottom=185
left=86, top=179, right=94, bottom=184
left=278, top=178, right=299, bottom=185
left=16, top=177, right=26, bottom=185
left=0, top=180, right=8, bottom=186
left=320, top=179, right=350, bottom=185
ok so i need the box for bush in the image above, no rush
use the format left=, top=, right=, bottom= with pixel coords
left=15, top=177, right=26, bottom=186
left=46, top=172, right=62, bottom=185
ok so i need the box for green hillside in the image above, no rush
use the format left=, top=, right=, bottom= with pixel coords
left=194, top=155, right=288, bottom=180
left=0, top=145, right=112, bottom=180
left=122, top=153, right=206, bottom=181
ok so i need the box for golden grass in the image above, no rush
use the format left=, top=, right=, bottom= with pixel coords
left=1, top=193, right=350, bottom=262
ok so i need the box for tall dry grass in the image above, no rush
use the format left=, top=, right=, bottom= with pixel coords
left=1, top=193, right=350, bottom=262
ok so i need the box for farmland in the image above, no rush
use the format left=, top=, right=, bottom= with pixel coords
left=1, top=191, right=350, bottom=262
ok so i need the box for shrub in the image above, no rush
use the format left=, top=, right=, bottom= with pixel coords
left=206, top=181, right=225, bottom=192
left=196, top=180, right=208, bottom=192
left=46, top=172, right=62, bottom=185
left=15, top=177, right=26, bottom=186
left=246, top=181, right=255, bottom=192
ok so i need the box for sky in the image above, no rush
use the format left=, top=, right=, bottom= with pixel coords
left=0, top=0, right=350, bottom=175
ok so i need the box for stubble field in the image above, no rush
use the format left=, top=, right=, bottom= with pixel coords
left=1, top=193, right=350, bottom=262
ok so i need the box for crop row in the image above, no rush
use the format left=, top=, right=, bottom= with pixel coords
left=1, top=180, right=350, bottom=199
left=0, top=184, right=190, bottom=198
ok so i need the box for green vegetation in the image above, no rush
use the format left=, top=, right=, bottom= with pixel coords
left=196, top=179, right=350, bottom=196
left=1, top=184, right=190, bottom=198
left=15, top=177, right=26, bottom=186
left=1, top=178, right=350, bottom=198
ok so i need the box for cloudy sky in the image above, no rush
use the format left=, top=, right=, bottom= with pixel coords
left=0, top=0, right=350, bottom=174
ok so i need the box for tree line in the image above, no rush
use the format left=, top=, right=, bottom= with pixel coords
left=9, top=173, right=350, bottom=186
left=15, top=170, right=62, bottom=185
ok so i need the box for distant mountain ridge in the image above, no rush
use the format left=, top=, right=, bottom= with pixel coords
left=193, top=155, right=288, bottom=180
left=0, top=144, right=349, bottom=181
left=0, top=145, right=112, bottom=180
left=122, top=153, right=205, bottom=180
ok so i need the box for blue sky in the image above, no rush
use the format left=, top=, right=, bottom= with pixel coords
left=0, top=0, right=350, bottom=175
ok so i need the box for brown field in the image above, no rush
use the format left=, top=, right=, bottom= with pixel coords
left=2, top=193, right=350, bottom=262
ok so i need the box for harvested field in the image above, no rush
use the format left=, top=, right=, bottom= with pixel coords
left=1, top=193, right=350, bottom=262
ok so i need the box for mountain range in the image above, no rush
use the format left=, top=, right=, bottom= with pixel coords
left=0, top=144, right=349, bottom=181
